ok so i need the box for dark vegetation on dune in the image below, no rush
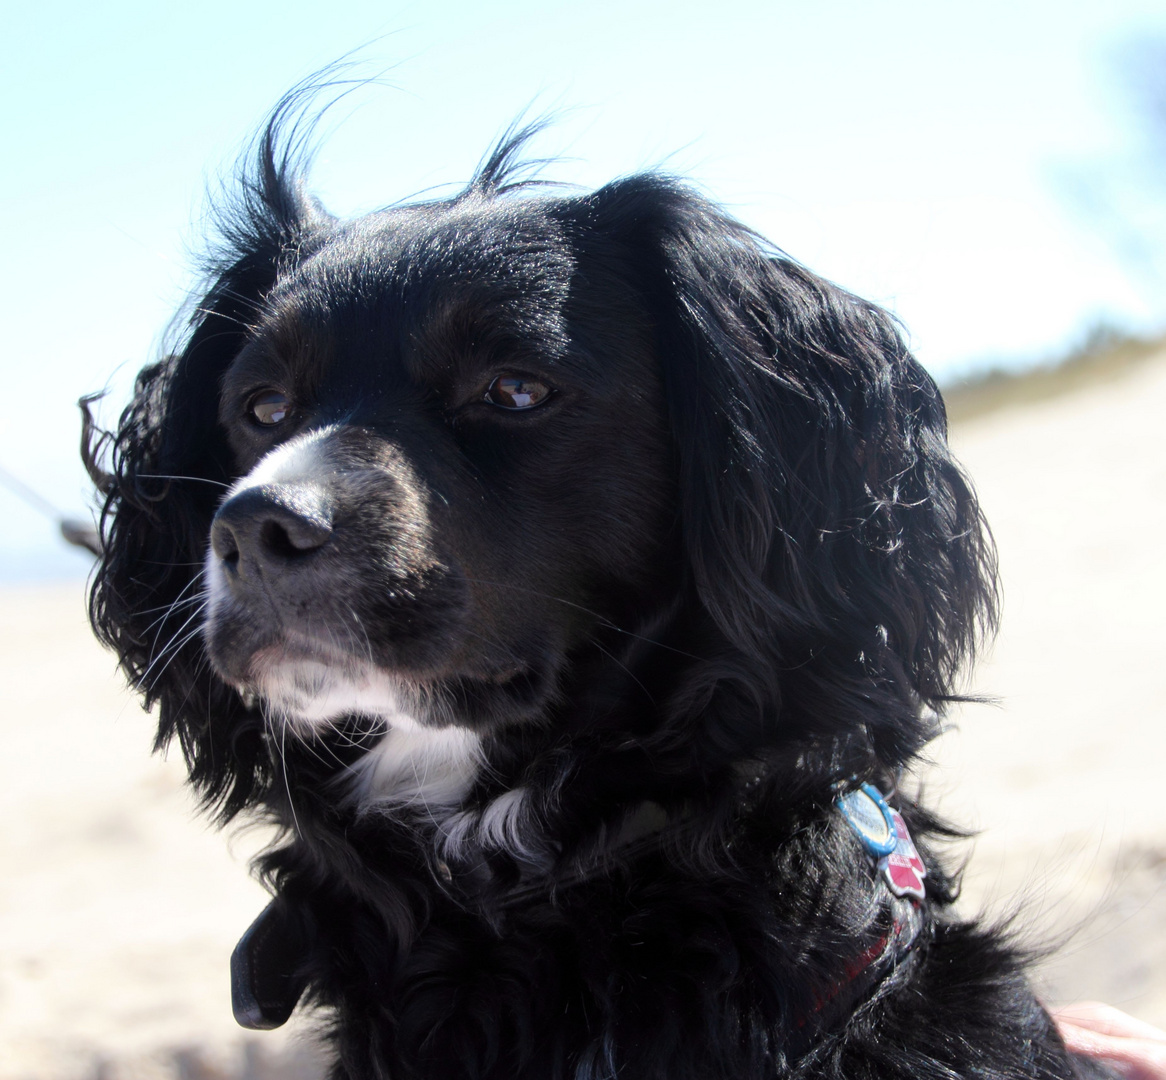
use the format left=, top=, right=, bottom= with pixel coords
left=942, top=326, right=1165, bottom=425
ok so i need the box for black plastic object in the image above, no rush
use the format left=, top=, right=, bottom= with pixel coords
left=230, top=899, right=310, bottom=1030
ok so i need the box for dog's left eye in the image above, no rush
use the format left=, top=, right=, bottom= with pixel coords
left=248, top=390, right=292, bottom=426
left=484, top=375, right=553, bottom=411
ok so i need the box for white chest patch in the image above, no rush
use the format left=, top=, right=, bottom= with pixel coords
left=348, top=711, right=483, bottom=812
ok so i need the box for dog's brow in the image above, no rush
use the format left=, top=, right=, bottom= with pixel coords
left=402, top=292, right=553, bottom=387
left=220, top=340, right=300, bottom=402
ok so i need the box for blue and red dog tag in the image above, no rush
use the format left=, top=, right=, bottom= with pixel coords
left=836, top=784, right=927, bottom=901
left=880, top=808, right=926, bottom=900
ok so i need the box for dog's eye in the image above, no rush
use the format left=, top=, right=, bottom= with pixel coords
left=248, top=390, right=292, bottom=426
left=484, top=376, right=553, bottom=411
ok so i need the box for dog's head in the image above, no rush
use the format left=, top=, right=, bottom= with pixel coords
left=86, top=112, right=995, bottom=823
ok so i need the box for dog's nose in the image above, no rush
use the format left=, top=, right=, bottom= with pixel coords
left=211, top=485, right=334, bottom=575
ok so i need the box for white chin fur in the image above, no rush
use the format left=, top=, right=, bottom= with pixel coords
left=253, top=658, right=483, bottom=812
left=253, top=657, right=413, bottom=727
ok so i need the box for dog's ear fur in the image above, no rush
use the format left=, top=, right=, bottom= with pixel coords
left=84, top=107, right=327, bottom=819
left=574, top=177, right=998, bottom=770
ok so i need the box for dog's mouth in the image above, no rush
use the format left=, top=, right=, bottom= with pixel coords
left=226, top=627, right=555, bottom=732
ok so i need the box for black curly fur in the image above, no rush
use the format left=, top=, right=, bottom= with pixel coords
left=84, top=91, right=1111, bottom=1080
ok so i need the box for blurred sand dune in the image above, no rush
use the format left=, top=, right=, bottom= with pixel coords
left=0, top=585, right=320, bottom=1078
left=936, top=346, right=1166, bottom=1022
left=2, top=349, right=1164, bottom=1078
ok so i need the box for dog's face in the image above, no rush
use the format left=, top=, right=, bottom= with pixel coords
left=86, top=124, right=994, bottom=820
left=204, top=200, right=673, bottom=736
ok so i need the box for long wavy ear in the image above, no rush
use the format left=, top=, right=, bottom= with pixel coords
left=83, top=100, right=329, bottom=819
left=575, top=176, right=997, bottom=771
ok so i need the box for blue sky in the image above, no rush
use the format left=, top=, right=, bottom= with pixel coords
left=3, top=0, right=1165, bottom=580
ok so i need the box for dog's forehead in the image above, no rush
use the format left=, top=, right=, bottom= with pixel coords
left=251, top=198, right=578, bottom=385
left=285, top=202, right=571, bottom=321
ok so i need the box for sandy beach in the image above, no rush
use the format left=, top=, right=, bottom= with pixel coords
left=938, top=348, right=1166, bottom=1022
left=2, top=351, right=1164, bottom=1078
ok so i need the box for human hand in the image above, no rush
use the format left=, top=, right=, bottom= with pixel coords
left=1053, top=1002, right=1166, bottom=1080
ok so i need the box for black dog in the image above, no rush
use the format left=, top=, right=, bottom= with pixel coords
left=84, top=98, right=1105, bottom=1080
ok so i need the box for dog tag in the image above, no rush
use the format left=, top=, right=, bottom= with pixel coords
left=878, top=809, right=927, bottom=900
left=836, top=784, right=898, bottom=857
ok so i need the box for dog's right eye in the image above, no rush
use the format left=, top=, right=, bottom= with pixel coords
left=483, top=375, right=553, bottom=411
left=248, top=390, right=292, bottom=426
